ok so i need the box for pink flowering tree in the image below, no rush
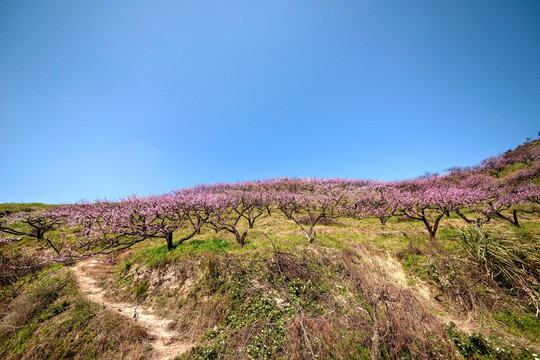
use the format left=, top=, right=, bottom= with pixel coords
left=480, top=180, right=540, bottom=227
left=277, top=190, right=337, bottom=244
left=68, top=199, right=156, bottom=255
left=68, top=193, right=211, bottom=254
left=445, top=173, right=491, bottom=225
left=352, top=182, right=400, bottom=225
left=236, top=188, right=269, bottom=229
left=163, top=192, right=210, bottom=250
left=206, top=191, right=254, bottom=247
left=64, top=197, right=165, bottom=257
left=0, top=208, right=65, bottom=256
left=397, top=177, right=470, bottom=242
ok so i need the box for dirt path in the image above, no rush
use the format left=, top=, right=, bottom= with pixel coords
left=71, top=258, right=193, bottom=360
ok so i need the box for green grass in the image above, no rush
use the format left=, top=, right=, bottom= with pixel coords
left=132, top=238, right=232, bottom=267
left=402, top=254, right=429, bottom=274
left=492, top=309, right=540, bottom=340
left=0, top=202, right=52, bottom=213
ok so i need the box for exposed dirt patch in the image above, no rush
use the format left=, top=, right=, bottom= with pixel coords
left=365, top=247, right=488, bottom=336
left=71, top=258, right=194, bottom=360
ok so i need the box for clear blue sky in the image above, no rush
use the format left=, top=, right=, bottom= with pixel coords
left=1, top=0, right=539, bottom=204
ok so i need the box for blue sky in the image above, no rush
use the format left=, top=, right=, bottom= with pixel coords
left=1, top=0, right=539, bottom=203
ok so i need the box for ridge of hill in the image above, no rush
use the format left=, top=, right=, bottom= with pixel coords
left=0, top=138, right=539, bottom=359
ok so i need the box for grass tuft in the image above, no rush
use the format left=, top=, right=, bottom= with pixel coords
left=459, top=225, right=540, bottom=315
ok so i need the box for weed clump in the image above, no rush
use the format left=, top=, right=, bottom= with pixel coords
left=459, top=226, right=540, bottom=315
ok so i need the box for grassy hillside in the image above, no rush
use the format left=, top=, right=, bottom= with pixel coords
left=1, top=208, right=539, bottom=359
left=1, top=140, right=539, bottom=359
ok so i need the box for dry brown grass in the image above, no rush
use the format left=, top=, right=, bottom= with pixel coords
left=18, top=303, right=153, bottom=360
left=0, top=266, right=157, bottom=360
left=0, top=278, right=65, bottom=345
left=324, top=244, right=458, bottom=359
left=119, top=241, right=461, bottom=359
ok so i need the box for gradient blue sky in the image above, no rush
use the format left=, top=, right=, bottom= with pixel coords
left=1, top=0, right=539, bottom=204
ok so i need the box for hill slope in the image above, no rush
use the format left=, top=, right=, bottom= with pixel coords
left=1, top=139, right=539, bottom=359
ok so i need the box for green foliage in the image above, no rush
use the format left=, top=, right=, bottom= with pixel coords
left=401, top=253, right=461, bottom=291
left=402, top=254, right=429, bottom=275
left=438, top=225, right=461, bottom=240
left=194, top=293, right=292, bottom=359
left=0, top=271, right=150, bottom=359
left=0, top=275, right=65, bottom=345
left=121, top=260, right=133, bottom=274
left=182, top=238, right=231, bottom=253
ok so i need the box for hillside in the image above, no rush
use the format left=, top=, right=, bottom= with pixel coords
left=1, top=139, right=539, bottom=360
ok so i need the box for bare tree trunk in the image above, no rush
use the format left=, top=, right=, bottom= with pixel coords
left=422, top=218, right=437, bottom=242
left=234, top=230, right=247, bottom=247
left=495, top=211, right=520, bottom=227
left=513, top=209, right=520, bottom=227
left=421, top=211, right=444, bottom=242
left=45, top=236, right=61, bottom=256
left=166, top=232, right=174, bottom=251
left=455, top=209, right=474, bottom=224
left=307, top=225, right=316, bottom=243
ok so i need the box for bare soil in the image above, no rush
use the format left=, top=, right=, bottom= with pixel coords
left=71, top=258, right=193, bottom=360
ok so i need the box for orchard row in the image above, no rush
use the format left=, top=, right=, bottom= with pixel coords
left=1, top=143, right=539, bottom=262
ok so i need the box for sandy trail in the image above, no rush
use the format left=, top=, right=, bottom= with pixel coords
left=71, top=258, right=192, bottom=360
